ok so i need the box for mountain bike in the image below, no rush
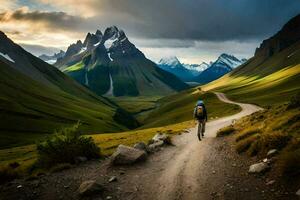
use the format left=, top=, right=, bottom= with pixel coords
left=197, top=120, right=205, bottom=141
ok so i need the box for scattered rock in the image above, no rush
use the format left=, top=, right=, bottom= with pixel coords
left=106, top=196, right=113, bottom=200
left=267, top=149, right=278, bottom=158
left=133, top=142, right=148, bottom=152
left=151, top=133, right=171, bottom=144
left=17, top=185, right=22, bottom=189
left=108, top=176, right=117, bottom=183
left=296, top=189, right=300, bottom=196
left=78, top=180, right=104, bottom=196
left=248, top=162, right=270, bottom=174
left=110, top=145, right=147, bottom=165
left=263, top=158, right=268, bottom=163
left=148, top=140, right=164, bottom=152
left=266, top=180, right=275, bottom=185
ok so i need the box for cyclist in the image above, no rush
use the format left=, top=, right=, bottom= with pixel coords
left=193, top=99, right=208, bottom=140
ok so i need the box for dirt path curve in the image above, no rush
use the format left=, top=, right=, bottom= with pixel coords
left=150, top=92, right=263, bottom=200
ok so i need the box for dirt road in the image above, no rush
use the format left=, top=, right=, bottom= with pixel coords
left=2, top=93, right=295, bottom=200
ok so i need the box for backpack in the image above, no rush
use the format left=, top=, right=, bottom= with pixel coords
left=195, top=105, right=204, bottom=118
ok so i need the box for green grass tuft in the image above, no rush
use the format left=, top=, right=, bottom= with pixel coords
left=216, top=126, right=235, bottom=137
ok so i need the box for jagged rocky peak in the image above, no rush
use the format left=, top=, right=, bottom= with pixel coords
left=83, top=32, right=101, bottom=49
left=96, top=29, right=103, bottom=36
left=255, top=14, right=300, bottom=58
left=65, top=40, right=83, bottom=57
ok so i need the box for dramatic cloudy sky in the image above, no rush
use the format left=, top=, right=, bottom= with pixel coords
left=1, top=0, right=300, bottom=63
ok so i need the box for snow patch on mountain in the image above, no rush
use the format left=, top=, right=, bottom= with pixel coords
left=104, top=38, right=118, bottom=50
left=158, top=56, right=181, bottom=68
left=108, top=53, right=113, bottom=61
left=0, top=52, right=15, bottom=63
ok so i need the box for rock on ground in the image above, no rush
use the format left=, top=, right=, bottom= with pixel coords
left=296, top=188, right=300, bottom=196
left=267, top=149, right=277, bottom=158
left=248, top=162, right=269, bottom=174
left=151, top=133, right=171, bottom=144
left=78, top=180, right=104, bottom=196
left=111, top=145, right=147, bottom=165
left=133, top=142, right=149, bottom=152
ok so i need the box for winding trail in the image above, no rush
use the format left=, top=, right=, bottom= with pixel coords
left=150, top=92, right=262, bottom=200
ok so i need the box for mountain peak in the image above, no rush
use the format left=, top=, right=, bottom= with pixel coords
left=158, top=56, right=181, bottom=67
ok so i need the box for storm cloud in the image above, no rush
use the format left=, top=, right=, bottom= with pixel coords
left=1, top=0, right=300, bottom=62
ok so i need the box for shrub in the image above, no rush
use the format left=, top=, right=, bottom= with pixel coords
left=287, top=92, right=300, bottom=110
left=235, top=128, right=261, bottom=142
left=0, top=165, right=20, bottom=184
left=236, top=134, right=260, bottom=153
left=216, top=126, right=235, bottom=137
left=37, top=122, right=101, bottom=167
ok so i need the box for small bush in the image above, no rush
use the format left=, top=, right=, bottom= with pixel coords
left=236, top=134, right=260, bottom=153
left=235, top=128, right=261, bottom=142
left=287, top=92, right=300, bottom=110
left=216, top=126, right=235, bottom=137
left=0, top=165, right=20, bottom=184
left=37, top=122, right=101, bottom=167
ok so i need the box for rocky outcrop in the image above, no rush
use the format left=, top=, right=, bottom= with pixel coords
left=110, top=145, right=147, bottom=165
left=255, top=14, right=300, bottom=59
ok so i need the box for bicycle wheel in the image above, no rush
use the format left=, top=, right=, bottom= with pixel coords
left=197, top=122, right=202, bottom=141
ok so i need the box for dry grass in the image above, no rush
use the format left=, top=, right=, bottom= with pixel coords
left=235, top=128, right=261, bottom=142
left=216, top=126, right=235, bottom=137
left=235, top=134, right=260, bottom=153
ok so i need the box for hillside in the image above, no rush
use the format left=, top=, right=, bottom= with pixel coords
left=55, top=27, right=189, bottom=97
left=0, top=32, right=138, bottom=149
left=203, top=14, right=300, bottom=106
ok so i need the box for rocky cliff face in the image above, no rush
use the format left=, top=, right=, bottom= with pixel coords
left=255, top=14, right=300, bottom=59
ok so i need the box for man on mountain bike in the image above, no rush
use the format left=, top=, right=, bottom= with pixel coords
left=193, top=100, right=208, bottom=141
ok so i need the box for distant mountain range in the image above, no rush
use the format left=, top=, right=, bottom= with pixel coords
left=157, top=54, right=246, bottom=84
left=54, top=26, right=189, bottom=96
left=196, top=54, right=246, bottom=84
left=39, top=50, right=65, bottom=64
left=158, top=56, right=196, bottom=81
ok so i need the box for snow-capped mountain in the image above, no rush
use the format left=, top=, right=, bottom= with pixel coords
left=196, top=54, right=246, bottom=84
left=182, top=62, right=210, bottom=76
left=55, top=27, right=188, bottom=96
left=158, top=56, right=182, bottom=68
left=158, top=56, right=195, bottom=81
left=39, top=50, right=65, bottom=64
left=213, top=53, right=245, bottom=69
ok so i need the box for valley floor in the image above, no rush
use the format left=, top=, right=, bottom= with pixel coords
left=0, top=93, right=298, bottom=199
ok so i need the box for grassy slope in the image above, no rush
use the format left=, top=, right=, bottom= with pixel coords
left=203, top=41, right=300, bottom=106
left=217, top=103, right=300, bottom=177
left=139, top=88, right=241, bottom=128
left=0, top=90, right=242, bottom=169
left=109, top=96, right=161, bottom=114
left=0, top=61, right=130, bottom=149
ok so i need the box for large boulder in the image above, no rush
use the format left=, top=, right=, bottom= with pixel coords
left=78, top=180, right=104, bottom=196
left=111, top=145, right=147, bottom=165
left=248, top=162, right=270, bottom=174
